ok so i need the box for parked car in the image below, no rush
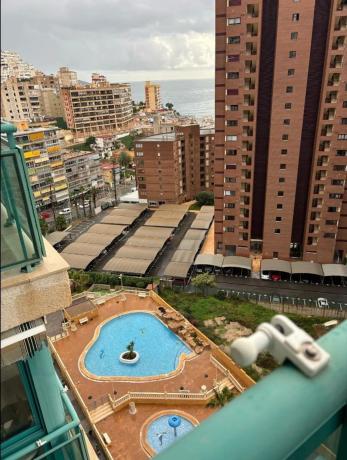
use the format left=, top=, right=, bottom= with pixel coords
left=79, top=200, right=90, bottom=209
left=261, top=272, right=270, bottom=280
left=271, top=273, right=281, bottom=282
left=317, top=298, right=329, bottom=309
left=40, top=211, right=50, bottom=219
left=59, top=207, right=71, bottom=215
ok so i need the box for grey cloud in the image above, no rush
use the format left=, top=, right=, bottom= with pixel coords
left=1, top=0, right=214, bottom=76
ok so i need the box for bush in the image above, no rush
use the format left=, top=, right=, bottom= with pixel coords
left=215, top=290, right=227, bottom=301
left=39, top=218, right=49, bottom=236
left=55, top=215, right=68, bottom=231
left=69, top=270, right=154, bottom=290
left=195, top=191, right=214, bottom=206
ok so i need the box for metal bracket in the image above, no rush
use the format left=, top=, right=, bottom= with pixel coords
left=229, top=315, right=330, bottom=377
left=36, top=439, right=47, bottom=447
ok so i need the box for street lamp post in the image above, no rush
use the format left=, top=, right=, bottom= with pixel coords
left=112, top=163, right=118, bottom=205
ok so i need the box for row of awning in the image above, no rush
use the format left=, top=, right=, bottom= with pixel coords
left=261, top=259, right=347, bottom=277
left=194, top=254, right=252, bottom=271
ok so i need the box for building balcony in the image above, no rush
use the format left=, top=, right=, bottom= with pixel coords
left=157, top=321, right=347, bottom=460
left=1, top=123, right=45, bottom=274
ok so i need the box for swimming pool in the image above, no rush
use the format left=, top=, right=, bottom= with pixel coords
left=146, top=413, right=196, bottom=454
left=83, top=312, right=191, bottom=378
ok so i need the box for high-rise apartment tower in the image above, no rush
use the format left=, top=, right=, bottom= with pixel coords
left=215, top=0, right=347, bottom=263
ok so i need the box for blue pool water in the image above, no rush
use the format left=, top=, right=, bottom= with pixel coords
left=84, top=312, right=191, bottom=377
left=147, top=414, right=195, bottom=454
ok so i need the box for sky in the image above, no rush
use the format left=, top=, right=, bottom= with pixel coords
left=1, top=0, right=215, bottom=82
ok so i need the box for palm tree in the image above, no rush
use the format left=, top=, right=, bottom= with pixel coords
left=70, top=192, right=80, bottom=219
left=125, top=341, right=136, bottom=359
left=78, top=186, right=87, bottom=218
left=207, top=387, right=234, bottom=408
left=90, top=186, right=98, bottom=209
left=47, top=177, right=56, bottom=221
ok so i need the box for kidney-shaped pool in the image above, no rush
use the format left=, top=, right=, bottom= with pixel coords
left=83, top=312, right=191, bottom=378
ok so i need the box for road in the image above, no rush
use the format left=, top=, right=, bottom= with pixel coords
left=215, top=275, right=347, bottom=307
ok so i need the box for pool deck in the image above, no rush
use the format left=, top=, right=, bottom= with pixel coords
left=52, top=291, right=251, bottom=459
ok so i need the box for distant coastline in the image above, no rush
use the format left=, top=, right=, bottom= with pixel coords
left=130, top=78, right=214, bottom=119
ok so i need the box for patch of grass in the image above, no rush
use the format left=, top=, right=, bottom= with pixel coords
left=189, top=202, right=201, bottom=211
left=160, top=289, right=327, bottom=339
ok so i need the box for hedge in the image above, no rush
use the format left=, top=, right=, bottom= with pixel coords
left=69, top=270, right=154, bottom=289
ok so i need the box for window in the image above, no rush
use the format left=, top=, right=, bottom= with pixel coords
left=225, top=215, right=235, bottom=220
left=224, top=227, right=235, bottom=232
left=136, top=151, right=143, bottom=157
left=228, top=105, right=239, bottom=111
left=226, top=120, right=238, bottom=126
left=292, top=13, right=300, bottom=21
left=226, top=164, right=237, bottom=169
left=291, top=32, right=298, bottom=40
left=274, top=229, right=281, bottom=234
left=289, top=51, right=296, bottom=58
left=273, top=251, right=279, bottom=258
left=324, top=233, right=335, bottom=239
left=228, top=17, right=241, bottom=25
left=288, top=69, right=295, bottom=76
left=225, top=203, right=235, bottom=208
left=226, top=149, right=237, bottom=155
left=286, top=86, right=293, bottom=93
left=135, top=143, right=143, bottom=148
left=336, top=150, right=346, bottom=156
left=227, top=72, right=239, bottom=79
left=226, top=89, right=239, bottom=95
left=280, top=164, right=286, bottom=170
left=283, top=119, right=290, bottom=125
left=279, top=177, right=285, bottom=183
left=229, top=0, right=241, bottom=5
left=326, top=220, right=337, bottom=225
left=226, top=135, right=238, bottom=141
left=278, top=191, right=284, bottom=196
left=343, top=101, right=347, bottom=108
left=228, top=36, right=240, bottom=44
left=341, top=118, right=347, bottom=125
left=224, top=190, right=235, bottom=196
left=285, top=103, right=292, bottom=109
left=338, top=134, right=347, bottom=140
left=276, top=217, right=282, bottom=221
left=277, top=203, right=283, bottom=209
left=227, top=54, right=240, bottom=62
left=329, top=193, right=343, bottom=199
left=281, top=149, right=288, bottom=155
left=282, top=134, right=289, bottom=140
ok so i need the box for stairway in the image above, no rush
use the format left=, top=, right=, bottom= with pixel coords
left=90, top=401, right=114, bottom=423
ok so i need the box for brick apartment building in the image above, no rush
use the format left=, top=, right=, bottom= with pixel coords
left=134, top=124, right=214, bottom=205
left=60, top=77, right=133, bottom=139
left=215, top=0, right=347, bottom=263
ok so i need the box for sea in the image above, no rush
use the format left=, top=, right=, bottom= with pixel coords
left=130, top=78, right=214, bottom=120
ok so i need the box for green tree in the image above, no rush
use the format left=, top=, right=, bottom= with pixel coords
left=119, top=151, right=131, bottom=168
left=196, top=191, right=214, bottom=207
left=121, top=134, right=136, bottom=151
left=55, top=215, right=67, bottom=231
left=165, top=102, right=174, bottom=110
left=90, top=186, right=98, bottom=209
left=55, top=117, right=67, bottom=129
left=85, top=136, right=95, bottom=148
left=39, top=218, right=48, bottom=236
left=207, top=387, right=234, bottom=408
left=191, top=273, right=216, bottom=296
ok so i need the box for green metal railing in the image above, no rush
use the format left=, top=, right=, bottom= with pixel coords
left=1, top=122, right=45, bottom=272
left=157, top=321, right=347, bottom=460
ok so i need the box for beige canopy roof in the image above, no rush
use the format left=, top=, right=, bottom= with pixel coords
left=61, top=253, right=95, bottom=270
left=200, top=206, right=214, bottom=214
left=171, top=250, right=197, bottom=263
left=76, top=233, right=116, bottom=246
left=107, top=208, right=144, bottom=217
left=261, top=259, right=292, bottom=274
left=184, top=229, right=206, bottom=241
left=100, top=215, right=135, bottom=225
left=90, top=223, right=126, bottom=235
left=144, top=217, right=181, bottom=228
left=322, top=264, right=347, bottom=277
left=103, top=257, right=151, bottom=275
left=178, top=239, right=202, bottom=251
left=115, top=245, right=160, bottom=260
left=117, top=203, right=147, bottom=210
left=194, top=254, right=224, bottom=267
left=191, top=219, right=212, bottom=230
left=158, top=203, right=189, bottom=212
left=164, top=261, right=191, bottom=278
left=62, top=242, right=104, bottom=257
left=46, top=231, right=69, bottom=246
left=134, top=226, right=173, bottom=239
left=126, top=236, right=166, bottom=248
left=222, top=256, right=252, bottom=270
left=291, top=261, right=324, bottom=276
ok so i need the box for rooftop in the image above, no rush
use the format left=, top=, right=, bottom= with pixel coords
left=139, top=133, right=178, bottom=142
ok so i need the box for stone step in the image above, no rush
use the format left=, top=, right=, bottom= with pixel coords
left=90, top=402, right=114, bottom=423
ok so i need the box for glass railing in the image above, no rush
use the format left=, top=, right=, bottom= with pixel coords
left=157, top=320, right=347, bottom=460
left=1, top=122, right=45, bottom=272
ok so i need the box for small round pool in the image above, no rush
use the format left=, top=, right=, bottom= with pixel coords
left=146, top=413, right=196, bottom=454
left=83, top=312, right=191, bottom=378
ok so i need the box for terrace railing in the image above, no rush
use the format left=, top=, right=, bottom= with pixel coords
left=1, top=122, right=45, bottom=272
left=156, top=320, right=347, bottom=460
